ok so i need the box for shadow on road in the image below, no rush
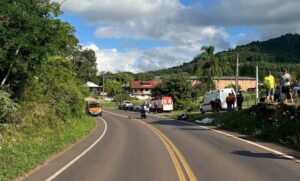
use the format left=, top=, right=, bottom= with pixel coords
left=177, top=128, right=210, bottom=131
left=232, top=150, right=290, bottom=160
left=150, top=120, right=191, bottom=126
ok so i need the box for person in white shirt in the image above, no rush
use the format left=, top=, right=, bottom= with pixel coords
left=281, top=68, right=293, bottom=103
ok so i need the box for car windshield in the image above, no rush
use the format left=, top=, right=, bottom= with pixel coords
left=88, top=103, right=100, bottom=108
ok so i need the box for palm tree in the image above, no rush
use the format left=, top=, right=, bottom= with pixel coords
left=194, top=45, right=222, bottom=91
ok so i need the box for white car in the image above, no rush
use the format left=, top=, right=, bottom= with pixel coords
left=104, top=97, right=113, bottom=102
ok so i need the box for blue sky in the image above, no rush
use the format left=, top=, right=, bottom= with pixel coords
left=60, top=0, right=300, bottom=73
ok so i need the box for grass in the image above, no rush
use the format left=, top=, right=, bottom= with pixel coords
left=0, top=115, right=96, bottom=181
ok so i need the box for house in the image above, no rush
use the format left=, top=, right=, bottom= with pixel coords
left=131, top=80, right=160, bottom=100
left=85, top=81, right=100, bottom=92
left=190, top=76, right=256, bottom=91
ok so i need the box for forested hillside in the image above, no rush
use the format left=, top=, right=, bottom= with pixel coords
left=137, top=34, right=300, bottom=82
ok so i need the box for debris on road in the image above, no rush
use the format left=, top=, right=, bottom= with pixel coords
left=195, top=118, right=214, bottom=124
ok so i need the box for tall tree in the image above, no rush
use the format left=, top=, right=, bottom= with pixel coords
left=0, top=0, right=78, bottom=93
left=152, top=73, right=195, bottom=102
left=72, top=49, right=98, bottom=83
left=105, top=79, right=122, bottom=97
left=194, top=45, right=222, bottom=91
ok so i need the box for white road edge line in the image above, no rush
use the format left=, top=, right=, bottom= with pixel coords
left=45, top=117, right=108, bottom=181
left=176, top=120, right=300, bottom=163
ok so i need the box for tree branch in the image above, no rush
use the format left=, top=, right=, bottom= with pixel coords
left=1, top=47, right=20, bottom=86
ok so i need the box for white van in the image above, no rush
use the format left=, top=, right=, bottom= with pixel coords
left=200, top=88, right=236, bottom=113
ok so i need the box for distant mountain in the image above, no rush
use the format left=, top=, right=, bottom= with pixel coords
left=137, top=34, right=300, bottom=79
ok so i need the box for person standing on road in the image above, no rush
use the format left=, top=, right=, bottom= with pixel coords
left=215, top=96, right=222, bottom=112
left=154, top=102, right=158, bottom=114
left=236, top=91, right=244, bottom=110
left=210, top=98, right=216, bottom=112
left=226, top=93, right=232, bottom=110
left=264, top=70, right=276, bottom=103
left=231, top=90, right=236, bottom=109
left=281, top=68, right=293, bottom=103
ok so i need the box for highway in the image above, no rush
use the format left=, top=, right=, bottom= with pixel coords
left=23, top=108, right=300, bottom=181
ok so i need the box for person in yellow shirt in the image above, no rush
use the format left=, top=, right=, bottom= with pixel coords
left=264, top=70, right=275, bottom=103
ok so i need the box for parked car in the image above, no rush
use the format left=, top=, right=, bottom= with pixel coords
left=104, top=97, right=113, bottom=102
left=119, top=101, right=134, bottom=110
left=134, top=104, right=144, bottom=112
left=200, top=88, right=236, bottom=113
left=86, top=100, right=102, bottom=116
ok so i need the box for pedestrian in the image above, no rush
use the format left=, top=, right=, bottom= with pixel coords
left=281, top=68, right=293, bottom=103
left=154, top=102, right=158, bottom=114
left=263, top=70, right=275, bottom=103
left=210, top=98, right=216, bottom=112
left=236, top=91, right=244, bottom=110
left=215, top=96, right=222, bottom=112
left=226, top=93, right=232, bottom=110
left=231, top=90, right=236, bottom=109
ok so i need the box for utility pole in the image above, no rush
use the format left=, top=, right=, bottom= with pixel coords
left=102, top=72, right=105, bottom=93
left=235, top=53, right=239, bottom=93
left=255, top=65, right=259, bottom=104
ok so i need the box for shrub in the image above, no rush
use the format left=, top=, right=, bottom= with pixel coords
left=175, top=99, right=199, bottom=112
left=0, top=90, right=19, bottom=124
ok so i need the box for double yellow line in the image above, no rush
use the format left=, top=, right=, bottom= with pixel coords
left=104, top=110, right=197, bottom=181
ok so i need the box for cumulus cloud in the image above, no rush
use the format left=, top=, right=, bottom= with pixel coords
left=62, top=0, right=229, bottom=47
left=62, top=0, right=181, bottom=23
left=62, top=0, right=300, bottom=72
left=83, top=43, right=202, bottom=73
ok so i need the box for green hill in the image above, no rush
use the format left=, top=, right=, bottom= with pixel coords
left=136, top=34, right=300, bottom=81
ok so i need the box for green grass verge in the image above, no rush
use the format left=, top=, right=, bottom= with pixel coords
left=160, top=104, right=300, bottom=151
left=0, top=115, right=96, bottom=181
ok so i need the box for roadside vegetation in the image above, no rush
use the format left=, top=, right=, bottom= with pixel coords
left=0, top=1, right=98, bottom=180
left=176, top=103, right=300, bottom=151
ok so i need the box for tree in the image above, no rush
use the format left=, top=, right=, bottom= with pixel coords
left=0, top=0, right=78, bottom=94
left=113, top=72, right=134, bottom=87
left=152, top=73, right=196, bottom=102
left=72, top=49, right=98, bottom=83
left=20, top=56, right=87, bottom=121
left=105, top=79, right=122, bottom=97
left=194, top=45, right=222, bottom=92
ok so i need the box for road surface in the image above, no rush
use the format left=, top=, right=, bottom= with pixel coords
left=22, top=108, right=300, bottom=181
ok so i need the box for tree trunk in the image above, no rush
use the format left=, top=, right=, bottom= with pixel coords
left=0, top=47, right=20, bottom=86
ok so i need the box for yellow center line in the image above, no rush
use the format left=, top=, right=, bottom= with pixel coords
left=136, top=119, right=187, bottom=181
left=103, top=110, right=197, bottom=181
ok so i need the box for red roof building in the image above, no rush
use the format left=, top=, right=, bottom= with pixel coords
left=131, top=80, right=160, bottom=100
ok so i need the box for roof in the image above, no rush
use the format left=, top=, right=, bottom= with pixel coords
left=131, top=80, right=160, bottom=89
left=190, top=76, right=256, bottom=80
left=85, top=81, right=100, bottom=88
left=214, top=76, right=256, bottom=80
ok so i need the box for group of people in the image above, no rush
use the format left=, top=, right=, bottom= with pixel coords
left=209, top=91, right=244, bottom=112
left=225, top=91, right=244, bottom=111
left=264, top=68, right=295, bottom=104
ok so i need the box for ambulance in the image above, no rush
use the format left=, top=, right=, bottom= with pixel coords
left=150, top=96, right=174, bottom=113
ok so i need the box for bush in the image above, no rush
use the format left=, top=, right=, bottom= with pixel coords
left=213, top=103, right=300, bottom=150
left=175, top=99, right=199, bottom=112
left=19, top=56, right=87, bottom=124
left=0, top=90, right=19, bottom=124
left=113, top=93, right=132, bottom=103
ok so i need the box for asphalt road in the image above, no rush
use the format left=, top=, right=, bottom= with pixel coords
left=22, top=108, right=300, bottom=181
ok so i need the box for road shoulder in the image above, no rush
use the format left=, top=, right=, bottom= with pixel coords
left=19, top=117, right=105, bottom=181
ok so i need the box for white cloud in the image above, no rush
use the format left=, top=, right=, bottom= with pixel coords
left=63, top=0, right=300, bottom=72
left=83, top=43, right=202, bottom=73
left=62, top=0, right=181, bottom=23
